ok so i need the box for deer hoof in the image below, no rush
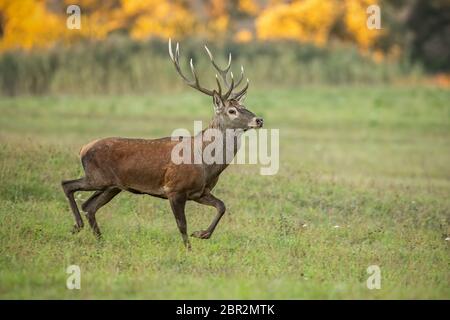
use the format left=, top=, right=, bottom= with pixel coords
left=191, top=230, right=211, bottom=239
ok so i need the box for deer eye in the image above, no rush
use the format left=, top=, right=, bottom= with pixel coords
left=228, top=109, right=236, bottom=115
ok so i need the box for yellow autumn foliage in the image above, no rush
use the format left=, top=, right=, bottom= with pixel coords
left=255, top=0, right=339, bottom=46
left=198, top=0, right=229, bottom=38
left=122, top=0, right=195, bottom=40
left=234, top=29, right=253, bottom=43
left=344, top=0, right=382, bottom=50
left=0, top=0, right=65, bottom=51
left=0, top=0, right=384, bottom=52
left=238, top=0, right=260, bottom=16
left=75, top=6, right=124, bottom=40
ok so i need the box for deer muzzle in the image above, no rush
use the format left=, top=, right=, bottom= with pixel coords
left=248, top=117, right=264, bottom=129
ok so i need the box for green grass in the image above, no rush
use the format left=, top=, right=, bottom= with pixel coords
left=0, top=86, right=449, bottom=299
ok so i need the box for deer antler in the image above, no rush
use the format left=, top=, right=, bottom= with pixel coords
left=204, top=45, right=249, bottom=100
left=169, top=38, right=220, bottom=96
left=168, top=39, right=249, bottom=100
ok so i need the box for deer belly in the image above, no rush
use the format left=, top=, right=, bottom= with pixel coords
left=113, top=163, right=167, bottom=195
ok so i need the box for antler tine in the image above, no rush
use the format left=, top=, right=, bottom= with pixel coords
left=234, top=65, right=245, bottom=88
left=215, top=74, right=222, bottom=96
left=188, top=58, right=215, bottom=96
left=168, top=38, right=174, bottom=61
left=231, top=78, right=249, bottom=100
left=189, top=58, right=198, bottom=85
left=222, top=72, right=235, bottom=100
left=205, top=45, right=249, bottom=100
left=205, top=45, right=233, bottom=88
left=205, top=46, right=231, bottom=76
left=168, top=39, right=191, bottom=84
left=168, top=38, right=214, bottom=96
left=169, top=39, right=247, bottom=99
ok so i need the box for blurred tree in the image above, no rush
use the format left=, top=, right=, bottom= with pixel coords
left=406, top=0, right=450, bottom=72
left=0, top=0, right=65, bottom=51
left=344, top=0, right=383, bottom=51
left=62, top=0, right=123, bottom=40
left=121, top=0, right=196, bottom=40
left=255, top=0, right=383, bottom=50
left=255, top=0, right=340, bottom=46
left=0, top=0, right=447, bottom=73
left=202, top=0, right=230, bottom=38
left=238, top=0, right=260, bottom=16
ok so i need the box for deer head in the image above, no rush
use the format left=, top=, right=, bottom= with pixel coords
left=168, top=39, right=263, bottom=132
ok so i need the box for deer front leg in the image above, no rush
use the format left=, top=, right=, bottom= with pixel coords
left=168, top=193, right=191, bottom=249
left=192, top=193, right=225, bottom=240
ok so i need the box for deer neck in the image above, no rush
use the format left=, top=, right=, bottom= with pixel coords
left=196, top=120, right=244, bottom=179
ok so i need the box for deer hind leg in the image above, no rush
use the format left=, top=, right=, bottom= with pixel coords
left=81, top=190, right=103, bottom=212
left=192, top=193, right=225, bottom=240
left=61, top=177, right=100, bottom=233
left=82, top=187, right=121, bottom=238
left=168, top=193, right=191, bottom=250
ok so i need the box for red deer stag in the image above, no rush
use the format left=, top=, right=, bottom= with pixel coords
left=61, top=39, right=263, bottom=248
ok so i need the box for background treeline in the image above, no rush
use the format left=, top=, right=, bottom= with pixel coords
left=0, top=38, right=423, bottom=95
left=0, top=0, right=448, bottom=95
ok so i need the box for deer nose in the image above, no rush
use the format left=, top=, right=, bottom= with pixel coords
left=256, top=118, right=264, bottom=127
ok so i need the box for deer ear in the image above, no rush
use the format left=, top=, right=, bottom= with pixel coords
left=212, top=91, right=225, bottom=113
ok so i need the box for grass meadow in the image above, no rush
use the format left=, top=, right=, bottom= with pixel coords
left=0, top=86, right=449, bottom=299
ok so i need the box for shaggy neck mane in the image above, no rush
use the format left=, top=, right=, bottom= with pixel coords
left=207, top=116, right=226, bottom=132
